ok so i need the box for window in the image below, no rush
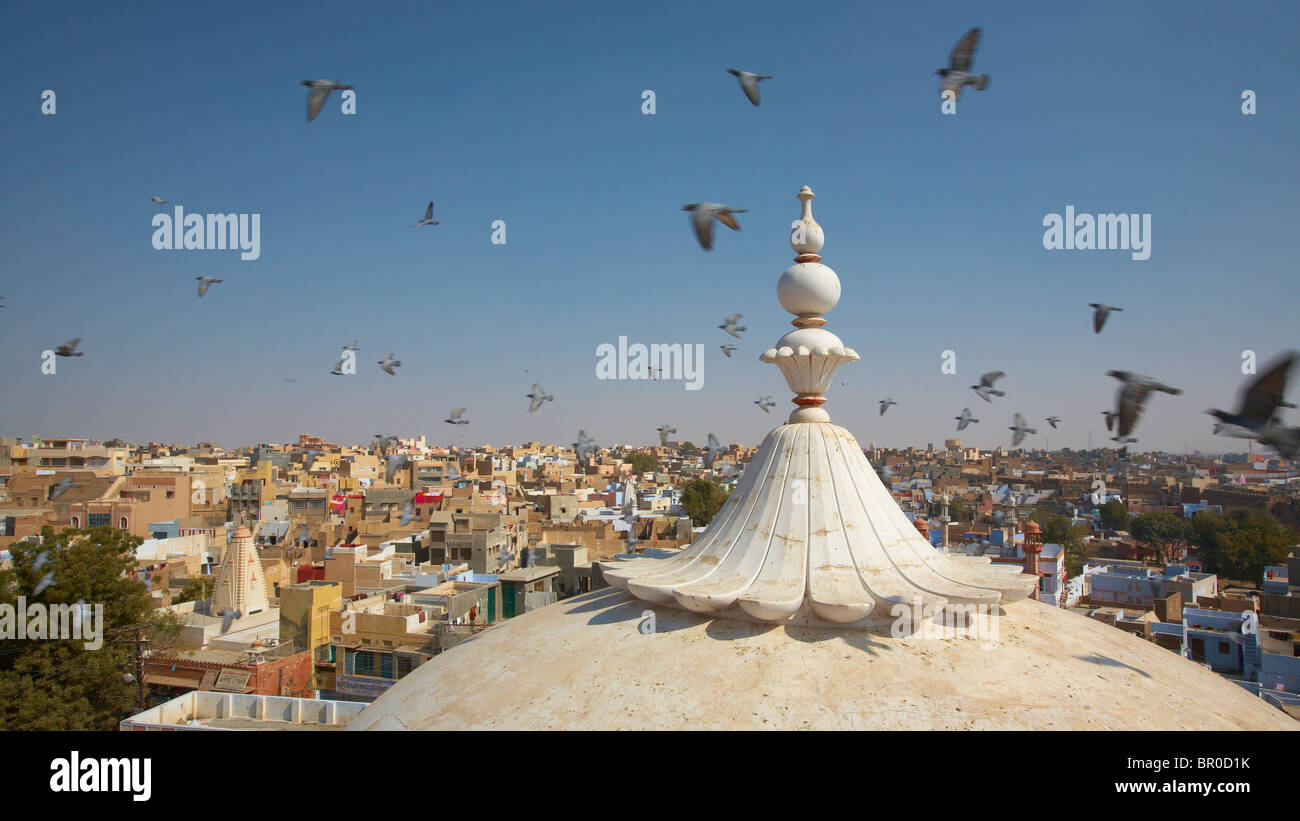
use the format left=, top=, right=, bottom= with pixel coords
left=88, top=513, right=111, bottom=528
left=119, top=517, right=128, bottom=530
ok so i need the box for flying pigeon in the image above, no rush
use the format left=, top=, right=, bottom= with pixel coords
left=1101, top=409, right=1118, bottom=431
left=683, top=204, right=746, bottom=251
left=1045, top=416, right=1061, bottom=429
left=218, top=609, right=240, bottom=632
left=150, top=196, right=168, bottom=204
left=1208, top=351, right=1297, bottom=436
left=378, top=353, right=401, bottom=375
left=971, top=371, right=1005, bottom=403
left=49, top=477, right=80, bottom=500
left=399, top=498, right=415, bottom=526
left=196, top=276, right=222, bottom=297
left=719, top=314, right=746, bottom=338
left=955, top=408, right=979, bottom=431
left=755, top=395, right=776, bottom=413
left=413, top=202, right=438, bottom=228
left=720, top=344, right=737, bottom=358
left=657, top=424, right=676, bottom=447
left=573, top=431, right=597, bottom=462
left=937, top=27, right=990, bottom=101
left=302, top=79, right=353, bottom=122
left=526, top=383, right=553, bottom=413
left=385, top=453, right=408, bottom=484
left=445, top=408, right=469, bottom=425
left=727, top=68, right=772, bottom=106
left=0, top=296, right=5, bottom=308
left=1089, top=303, right=1123, bottom=334
left=1250, top=422, right=1300, bottom=460
left=33, top=571, right=56, bottom=597
left=343, top=341, right=359, bottom=352
left=1107, top=371, right=1182, bottom=439
left=374, top=434, right=398, bottom=451
left=31, top=551, right=51, bottom=573
left=297, top=523, right=310, bottom=545
left=879, top=398, right=898, bottom=416
left=55, top=338, right=83, bottom=357
left=703, top=433, right=724, bottom=469
left=648, top=366, right=662, bottom=381
left=283, top=377, right=297, bottom=383
left=330, top=358, right=347, bottom=375
left=1008, top=412, right=1037, bottom=447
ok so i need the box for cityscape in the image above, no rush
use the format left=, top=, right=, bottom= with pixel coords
left=0, top=0, right=1296, bottom=797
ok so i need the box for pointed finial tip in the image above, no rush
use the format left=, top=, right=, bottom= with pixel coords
left=791, top=185, right=824, bottom=256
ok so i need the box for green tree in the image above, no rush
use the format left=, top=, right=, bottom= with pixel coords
left=1032, top=511, right=1090, bottom=578
left=171, top=576, right=215, bottom=605
left=0, top=526, right=177, bottom=730
left=948, top=499, right=970, bottom=523
left=1187, top=510, right=1291, bottom=585
left=1099, top=499, right=1131, bottom=532
left=680, top=479, right=729, bottom=528
left=626, top=452, right=657, bottom=475
left=1129, top=512, right=1188, bottom=565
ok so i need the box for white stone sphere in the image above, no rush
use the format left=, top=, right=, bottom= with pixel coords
left=778, top=262, right=840, bottom=316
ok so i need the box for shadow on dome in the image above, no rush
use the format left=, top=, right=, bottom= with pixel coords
left=1075, top=653, right=1152, bottom=678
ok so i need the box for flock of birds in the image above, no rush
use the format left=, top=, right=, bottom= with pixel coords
left=23, top=26, right=1288, bottom=514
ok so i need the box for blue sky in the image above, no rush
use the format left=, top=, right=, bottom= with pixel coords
left=1, top=0, right=1297, bottom=453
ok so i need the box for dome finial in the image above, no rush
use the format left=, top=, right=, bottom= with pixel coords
left=764, top=186, right=858, bottom=423
left=791, top=185, right=824, bottom=258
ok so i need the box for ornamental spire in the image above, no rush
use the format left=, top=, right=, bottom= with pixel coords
left=762, top=186, right=860, bottom=423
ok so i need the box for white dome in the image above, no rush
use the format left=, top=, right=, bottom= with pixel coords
left=777, top=262, right=840, bottom=316
left=351, top=591, right=1295, bottom=730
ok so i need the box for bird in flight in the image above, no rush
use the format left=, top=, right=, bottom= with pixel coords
left=1101, top=409, right=1118, bottom=431
left=703, top=433, right=725, bottom=469
left=955, top=408, right=979, bottom=431
left=573, top=430, right=597, bottom=462
left=342, top=341, right=359, bottom=352
left=1089, top=303, right=1123, bottom=334
left=196, top=276, right=222, bottom=297
left=302, top=79, right=352, bottom=122
left=720, top=344, right=737, bottom=358
left=1008, top=413, right=1037, bottom=447
left=719, top=314, right=746, bottom=338
left=150, top=196, right=168, bottom=205
left=937, top=27, right=990, bottom=101
left=1208, top=351, right=1300, bottom=458
left=413, top=202, right=438, bottom=228
left=971, top=371, right=1005, bottom=402
left=385, top=453, right=409, bottom=484
left=755, top=395, right=776, bottom=414
left=0, top=296, right=6, bottom=308
left=33, top=571, right=57, bottom=597
left=683, top=203, right=746, bottom=251
left=49, top=477, right=80, bottom=500
left=377, top=353, right=401, bottom=375
left=445, top=408, right=469, bottom=425
left=727, top=68, right=772, bottom=106
left=1045, top=416, right=1061, bottom=429
left=55, top=339, right=83, bottom=357
left=526, top=383, right=553, bottom=413
left=1107, top=371, right=1182, bottom=440
left=879, top=398, right=898, bottom=416
left=657, top=424, right=676, bottom=447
